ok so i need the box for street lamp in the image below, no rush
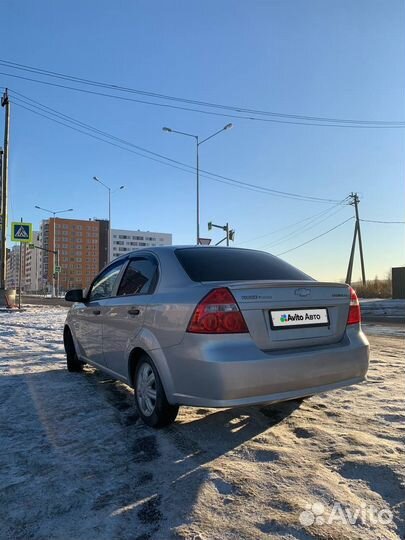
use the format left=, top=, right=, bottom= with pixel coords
left=162, top=123, right=233, bottom=244
left=34, top=205, right=73, bottom=297
left=93, top=176, right=125, bottom=262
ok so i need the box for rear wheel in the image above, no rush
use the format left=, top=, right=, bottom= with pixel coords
left=134, top=355, right=179, bottom=428
left=294, top=395, right=313, bottom=403
left=64, top=328, right=84, bottom=372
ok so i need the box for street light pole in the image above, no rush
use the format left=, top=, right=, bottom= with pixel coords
left=196, top=137, right=200, bottom=245
left=163, top=123, right=233, bottom=245
left=108, top=187, right=111, bottom=260
left=53, top=214, right=56, bottom=296
left=106, top=185, right=111, bottom=263
left=93, top=177, right=124, bottom=263
left=34, top=206, right=73, bottom=297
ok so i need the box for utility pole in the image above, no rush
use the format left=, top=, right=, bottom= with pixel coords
left=346, top=220, right=358, bottom=285
left=52, top=217, right=56, bottom=297
left=345, top=192, right=366, bottom=286
left=0, top=146, right=4, bottom=290
left=1, top=89, right=10, bottom=294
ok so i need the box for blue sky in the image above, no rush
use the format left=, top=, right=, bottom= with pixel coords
left=2, top=0, right=404, bottom=281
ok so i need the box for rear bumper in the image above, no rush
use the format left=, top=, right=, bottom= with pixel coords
left=162, top=326, right=370, bottom=407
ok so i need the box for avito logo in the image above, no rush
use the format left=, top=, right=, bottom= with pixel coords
left=279, top=313, right=307, bottom=323
left=279, top=312, right=323, bottom=324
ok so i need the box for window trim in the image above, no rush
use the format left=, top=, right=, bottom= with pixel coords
left=116, top=254, right=160, bottom=297
left=86, top=258, right=128, bottom=303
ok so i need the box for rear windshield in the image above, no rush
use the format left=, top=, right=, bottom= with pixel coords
left=175, top=248, right=312, bottom=282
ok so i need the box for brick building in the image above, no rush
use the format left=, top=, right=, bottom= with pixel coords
left=40, top=218, right=108, bottom=293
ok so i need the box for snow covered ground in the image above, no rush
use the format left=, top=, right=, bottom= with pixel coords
left=360, top=299, right=405, bottom=321
left=0, top=306, right=404, bottom=540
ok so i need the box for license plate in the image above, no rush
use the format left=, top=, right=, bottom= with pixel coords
left=270, top=308, right=329, bottom=329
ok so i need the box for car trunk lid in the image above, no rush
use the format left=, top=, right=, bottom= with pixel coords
left=209, top=280, right=350, bottom=351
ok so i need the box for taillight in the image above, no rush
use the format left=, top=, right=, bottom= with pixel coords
left=347, top=286, right=361, bottom=325
left=187, top=287, right=248, bottom=334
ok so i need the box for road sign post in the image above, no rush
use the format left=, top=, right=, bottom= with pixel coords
left=10, top=220, right=33, bottom=309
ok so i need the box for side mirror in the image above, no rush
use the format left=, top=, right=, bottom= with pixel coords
left=65, top=289, right=85, bottom=303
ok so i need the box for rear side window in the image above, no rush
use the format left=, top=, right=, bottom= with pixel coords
left=117, top=258, right=158, bottom=296
left=175, top=248, right=312, bottom=282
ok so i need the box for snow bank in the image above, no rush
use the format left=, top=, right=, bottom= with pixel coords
left=360, top=299, right=405, bottom=320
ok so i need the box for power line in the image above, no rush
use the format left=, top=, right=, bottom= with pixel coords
left=5, top=69, right=400, bottom=129
left=10, top=96, right=337, bottom=203
left=1, top=58, right=404, bottom=127
left=11, top=100, right=204, bottom=176
left=10, top=91, right=201, bottom=169
left=9, top=90, right=342, bottom=204
left=235, top=202, right=348, bottom=245
left=360, top=218, right=405, bottom=224
left=12, top=97, right=329, bottom=202
left=276, top=217, right=354, bottom=256
left=259, top=203, right=349, bottom=250
left=3, top=70, right=287, bottom=125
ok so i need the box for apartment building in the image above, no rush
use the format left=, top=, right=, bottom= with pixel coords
left=5, top=239, right=39, bottom=292
left=111, top=229, right=172, bottom=260
left=5, top=245, right=22, bottom=289
left=24, top=231, right=41, bottom=292
left=5, top=221, right=172, bottom=293
left=40, top=218, right=109, bottom=292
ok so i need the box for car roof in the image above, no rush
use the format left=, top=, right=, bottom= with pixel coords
left=121, top=245, right=265, bottom=256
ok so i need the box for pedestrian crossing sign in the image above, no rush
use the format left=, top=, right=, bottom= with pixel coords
left=11, top=222, right=33, bottom=243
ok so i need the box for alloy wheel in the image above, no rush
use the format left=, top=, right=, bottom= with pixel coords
left=136, top=362, right=157, bottom=417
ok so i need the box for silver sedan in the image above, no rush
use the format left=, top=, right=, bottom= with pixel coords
left=64, top=246, right=369, bottom=427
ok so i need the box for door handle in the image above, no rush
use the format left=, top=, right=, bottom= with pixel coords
left=93, top=309, right=101, bottom=315
left=128, top=308, right=140, bottom=316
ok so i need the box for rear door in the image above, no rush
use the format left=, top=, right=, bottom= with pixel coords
left=102, top=255, right=159, bottom=379
left=73, top=260, right=126, bottom=364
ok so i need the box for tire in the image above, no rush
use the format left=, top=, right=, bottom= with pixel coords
left=64, top=328, right=84, bottom=372
left=294, top=395, right=313, bottom=403
left=134, top=355, right=179, bottom=428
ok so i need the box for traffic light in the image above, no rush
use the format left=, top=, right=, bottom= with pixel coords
left=208, top=221, right=212, bottom=230
left=229, top=229, right=235, bottom=242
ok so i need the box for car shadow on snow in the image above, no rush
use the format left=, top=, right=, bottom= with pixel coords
left=1, top=365, right=302, bottom=540
left=80, top=366, right=303, bottom=537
